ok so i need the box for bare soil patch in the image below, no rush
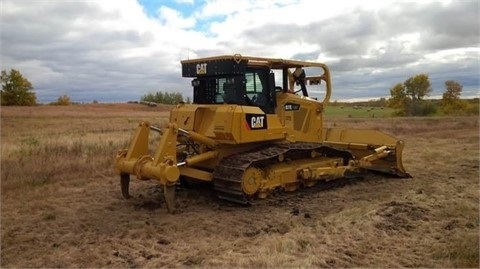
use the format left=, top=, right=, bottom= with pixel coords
left=1, top=104, right=478, bottom=268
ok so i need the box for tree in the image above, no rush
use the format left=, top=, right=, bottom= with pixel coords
left=442, top=80, right=462, bottom=100
left=51, top=95, right=72, bottom=105
left=403, top=74, right=432, bottom=116
left=404, top=74, right=432, bottom=101
left=387, top=83, right=409, bottom=115
left=387, top=74, right=433, bottom=116
left=440, top=80, right=466, bottom=115
left=1, top=69, right=37, bottom=106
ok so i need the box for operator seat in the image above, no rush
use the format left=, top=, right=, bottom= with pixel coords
left=223, top=82, right=236, bottom=104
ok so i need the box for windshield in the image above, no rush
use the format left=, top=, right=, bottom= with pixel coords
left=191, top=67, right=274, bottom=113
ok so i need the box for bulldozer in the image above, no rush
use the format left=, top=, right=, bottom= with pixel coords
left=115, top=54, right=409, bottom=213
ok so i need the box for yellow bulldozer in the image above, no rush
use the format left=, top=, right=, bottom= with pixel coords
left=115, top=54, right=409, bottom=213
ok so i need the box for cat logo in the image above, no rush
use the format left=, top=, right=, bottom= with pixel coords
left=251, top=116, right=264, bottom=128
left=196, top=63, right=207, bottom=75
left=245, top=114, right=267, bottom=130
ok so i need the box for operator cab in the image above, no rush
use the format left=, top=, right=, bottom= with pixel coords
left=181, top=55, right=332, bottom=112
left=182, top=58, right=276, bottom=114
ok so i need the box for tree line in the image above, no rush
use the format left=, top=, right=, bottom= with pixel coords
left=140, top=91, right=190, bottom=105
left=1, top=69, right=477, bottom=116
left=386, top=73, right=478, bottom=116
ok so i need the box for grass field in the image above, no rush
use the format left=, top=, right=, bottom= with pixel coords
left=324, top=106, right=395, bottom=118
left=1, top=103, right=478, bottom=268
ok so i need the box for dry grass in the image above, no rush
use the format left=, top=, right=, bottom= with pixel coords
left=1, top=104, right=478, bottom=268
left=1, top=104, right=170, bottom=191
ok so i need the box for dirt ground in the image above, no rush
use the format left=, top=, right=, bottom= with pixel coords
left=1, top=104, right=479, bottom=268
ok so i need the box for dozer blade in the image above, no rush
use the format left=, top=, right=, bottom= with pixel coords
left=323, top=128, right=410, bottom=178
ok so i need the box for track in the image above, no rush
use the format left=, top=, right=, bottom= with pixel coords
left=212, top=143, right=354, bottom=204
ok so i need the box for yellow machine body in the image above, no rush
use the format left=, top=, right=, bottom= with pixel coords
left=115, top=55, right=409, bottom=213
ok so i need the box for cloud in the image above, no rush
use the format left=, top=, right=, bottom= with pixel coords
left=157, top=6, right=196, bottom=28
left=1, top=0, right=195, bottom=102
left=0, top=0, right=478, bottom=103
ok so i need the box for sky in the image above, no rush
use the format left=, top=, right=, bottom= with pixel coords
left=1, top=0, right=479, bottom=103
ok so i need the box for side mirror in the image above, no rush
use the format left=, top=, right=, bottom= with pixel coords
left=191, top=79, right=200, bottom=87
